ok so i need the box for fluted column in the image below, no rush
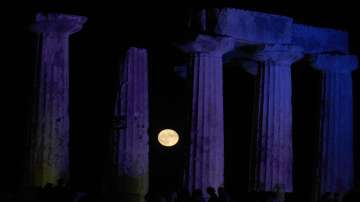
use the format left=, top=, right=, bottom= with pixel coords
left=249, top=45, right=303, bottom=192
left=177, top=35, right=234, bottom=193
left=112, top=47, right=149, bottom=202
left=26, top=13, right=86, bottom=187
left=311, top=54, right=358, bottom=194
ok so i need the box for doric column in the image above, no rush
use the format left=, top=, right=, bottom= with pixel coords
left=249, top=45, right=303, bottom=192
left=26, top=13, right=86, bottom=187
left=177, top=35, right=234, bottom=193
left=311, top=54, right=358, bottom=194
left=112, top=47, right=149, bottom=202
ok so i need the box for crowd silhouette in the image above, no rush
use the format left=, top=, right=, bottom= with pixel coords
left=0, top=179, right=359, bottom=202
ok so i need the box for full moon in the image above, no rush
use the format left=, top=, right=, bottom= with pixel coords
left=158, top=129, right=179, bottom=147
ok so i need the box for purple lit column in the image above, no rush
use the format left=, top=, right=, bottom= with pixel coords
left=311, top=54, right=358, bottom=194
left=27, top=13, right=86, bottom=187
left=178, top=35, right=234, bottom=193
left=25, top=14, right=86, bottom=186
left=112, top=47, right=149, bottom=202
left=249, top=45, right=303, bottom=192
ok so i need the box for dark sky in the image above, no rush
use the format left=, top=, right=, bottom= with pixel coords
left=2, top=0, right=359, bottom=197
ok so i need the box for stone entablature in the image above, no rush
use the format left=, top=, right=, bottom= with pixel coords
left=292, top=24, right=348, bottom=54
left=311, top=54, right=358, bottom=73
left=188, top=8, right=348, bottom=54
left=189, top=8, right=292, bottom=44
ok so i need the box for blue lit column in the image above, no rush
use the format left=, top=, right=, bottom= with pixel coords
left=112, top=47, right=149, bottom=202
left=311, top=54, right=358, bottom=194
left=27, top=13, right=87, bottom=186
left=249, top=45, right=303, bottom=192
left=177, top=35, right=234, bottom=194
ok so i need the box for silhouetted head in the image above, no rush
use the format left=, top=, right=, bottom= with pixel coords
left=333, top=193, right=340, bottom=201
left=167, top=191, right=178, bottom=202
left=44, top=183, right=53, bottom=189
left=193, top=189, right=203, bottom=198
left=144, top=192, right=151, bottom=202
left=57, top=178, right=65, bottom=186
left=320, top=192, right=331, bottom=201
left=218, top=187, right=225, bottom=195
left=207, top=187, right=216, bottom=196
left=274, top=184, right=283, bottom=192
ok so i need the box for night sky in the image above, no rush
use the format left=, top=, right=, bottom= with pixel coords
left=2, top=0, right=359, bottom=199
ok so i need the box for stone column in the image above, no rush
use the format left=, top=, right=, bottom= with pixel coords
left=249, top=45, right=303, bottom=192
left=311, top=54, right=358, bottom=194
left=112, top=47, right=149, bottom=202
left=26, top=13, right=86, bottom=187
left=177, top=35, right=234, bottom=193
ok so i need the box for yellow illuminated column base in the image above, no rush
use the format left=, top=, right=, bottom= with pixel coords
left=117, top=173, right=149, bottom=202
left=30, top=162, right=67, bottom=187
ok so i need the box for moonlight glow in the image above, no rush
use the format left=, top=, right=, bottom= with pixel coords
left=158, top=129, right=179, bottom=147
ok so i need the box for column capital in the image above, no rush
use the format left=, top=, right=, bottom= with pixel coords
left=176, top=34, right=234, bottom=56
left=252, top=44, right=303, bottom=66
left=31, top=13, right=87, bottom=35
left=310, top=54, right=358, bottom=73
left=240, top=60, right=258, bottom=75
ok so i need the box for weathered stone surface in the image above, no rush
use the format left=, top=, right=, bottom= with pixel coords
left=31, top=13, right=87, bottom=35
left=188, top=53, right=224, bottom=193
left=188, top=9, right=350, bottom=53
left=27, top=13, right=86, bottom=187
left=252, top=45, right=303, bottom=65
left=311, top=54, right=358, bottom=193
left=189, top=8, right=293, bottom=44
left=249, top=45, right=303, bottom=192
left=292, top=24, right=349, bottom=54
left=177, top=36, right=233, bottom=194
left=311, top=54, right=358, bottom=73
left=177, top=34, right=234, bottom=56
left=112, top=47, right=149, bottom=202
